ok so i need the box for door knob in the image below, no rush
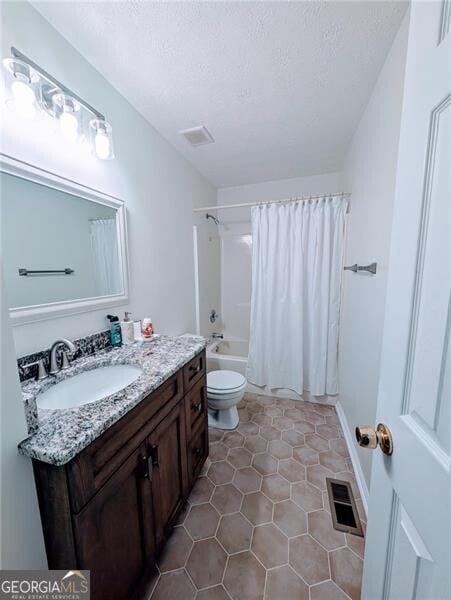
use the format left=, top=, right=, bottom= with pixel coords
left=355, top=423, right=393, bottom=455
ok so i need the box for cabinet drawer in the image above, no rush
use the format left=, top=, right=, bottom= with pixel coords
left=185, top=377, right=207, bottom=438
left=68, top=371, right=183, bottom=512
left=183, top=351, right=206, bottom=393
left=188, top=421, right=209, bottom=484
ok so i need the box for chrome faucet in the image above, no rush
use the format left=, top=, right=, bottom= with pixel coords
left=49, top=338, right=77, bottom=375
left=211, top=332, right=224, bottom=339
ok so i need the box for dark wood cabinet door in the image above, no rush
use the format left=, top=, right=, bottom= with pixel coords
left=148, top=402, right=188, bottom=547
left=72, top=442, right=155, bottom=600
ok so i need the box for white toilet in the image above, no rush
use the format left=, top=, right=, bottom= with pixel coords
left=207, top=370, right=247, bottom=430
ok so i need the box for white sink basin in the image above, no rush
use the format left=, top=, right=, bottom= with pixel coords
left=37, top=364, right=143, bottom=410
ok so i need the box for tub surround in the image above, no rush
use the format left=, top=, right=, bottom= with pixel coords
left=18, top=334, right=206, bottom=466
left=207, top=337, right=248, bottom=376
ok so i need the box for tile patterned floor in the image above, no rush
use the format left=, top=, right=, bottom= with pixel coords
left=149, top=393, right=365, bottom=600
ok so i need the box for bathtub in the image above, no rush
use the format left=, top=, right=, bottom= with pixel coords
left=206, top=338, right=248, bottom=376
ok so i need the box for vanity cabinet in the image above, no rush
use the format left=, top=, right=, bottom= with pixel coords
left=32, top=350, right=207, bottom=600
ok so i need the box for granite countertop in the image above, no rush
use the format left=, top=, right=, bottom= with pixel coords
left=18, top=334, right=206, bottom=466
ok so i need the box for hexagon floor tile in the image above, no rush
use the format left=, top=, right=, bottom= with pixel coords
left=252, top=522, right=288, bottom=568
left=252, top=452, right=278, bottom=475
left=223, top=551, right=266, bottom=600
left=185, top=503, right=220, bottom=540
left=211, top=483, right=243, bottom=515
left=265, top=565, right=309, bottom=600
left=217, top=512, right=253, bottom=554
left=149, top=392, right=364, bottom=599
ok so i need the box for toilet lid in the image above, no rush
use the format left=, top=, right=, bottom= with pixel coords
left=207, top=370, right=246, bottom=392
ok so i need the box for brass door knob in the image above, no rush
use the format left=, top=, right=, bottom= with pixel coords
left=355, top=423, right=393, bottom=455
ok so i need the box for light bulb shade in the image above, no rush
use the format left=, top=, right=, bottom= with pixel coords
left=59, top=111, right=79, bottom=141
left=89, top=119, right=114, bottom=160
left=12, top=79, right=35, bottom=105
left=2, top=57, right=38, bottom=117
left=52, top=93, right=80, bottom=141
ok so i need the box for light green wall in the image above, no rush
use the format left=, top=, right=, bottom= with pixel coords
left=339, top=13, right=409, bottom=493
left=1, top=1, right=217, bottom=356
left=0, top=0, right=216, bottom=569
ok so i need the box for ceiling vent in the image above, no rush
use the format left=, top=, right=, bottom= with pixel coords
left=179, top=126, right=214, bottom=146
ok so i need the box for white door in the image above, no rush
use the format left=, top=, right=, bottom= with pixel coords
left=362, top=1, right=451, bottom=599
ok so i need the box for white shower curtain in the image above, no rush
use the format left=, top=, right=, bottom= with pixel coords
left=246, top=197, right=347, bottom=396
left=90, top=218, right=121, bottom=296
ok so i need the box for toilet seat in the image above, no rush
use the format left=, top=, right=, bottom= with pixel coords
left=207, top=383, right=246, bottom=398
left=207, top=388, right=246, bottom=402
left=207, top=370, right=246, bottom=394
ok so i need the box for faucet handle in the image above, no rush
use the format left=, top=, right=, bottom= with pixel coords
left=22, top=358, right=48, bottom=381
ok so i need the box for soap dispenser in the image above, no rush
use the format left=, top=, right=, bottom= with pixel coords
left=106, top=314, right=122, bottom=347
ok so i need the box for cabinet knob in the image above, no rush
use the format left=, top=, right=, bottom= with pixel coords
left=193, top=402, right=202, bottom=413
left=192, top=447, right=202, bottom=456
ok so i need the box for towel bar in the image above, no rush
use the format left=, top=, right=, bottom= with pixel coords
left=18, top=268, right=75, bottom=276
left=344, top=263, right=377, bottom=274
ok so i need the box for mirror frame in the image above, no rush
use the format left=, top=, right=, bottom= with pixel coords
left=1, top=154, right=129, bottom=325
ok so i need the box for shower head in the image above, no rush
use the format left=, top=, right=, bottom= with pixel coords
left=206, top=213, right=220, bottom=225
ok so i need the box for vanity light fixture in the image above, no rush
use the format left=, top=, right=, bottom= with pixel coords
left=2, top=47, right=114, bottom=160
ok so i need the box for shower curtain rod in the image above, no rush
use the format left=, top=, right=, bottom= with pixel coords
left=192, top=192, right=351, bottom=212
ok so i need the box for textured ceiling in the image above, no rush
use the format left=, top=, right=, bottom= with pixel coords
left=32, top=1, right=407, bottom=187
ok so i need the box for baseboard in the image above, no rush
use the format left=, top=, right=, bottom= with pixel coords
left=335, top=401, right=369, bottom=517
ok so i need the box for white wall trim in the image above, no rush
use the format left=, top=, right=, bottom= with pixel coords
left=335, top=400, right=369, bottom=517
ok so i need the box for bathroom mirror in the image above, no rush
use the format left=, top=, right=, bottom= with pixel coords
left=1, top=156, right=129, bottom=324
